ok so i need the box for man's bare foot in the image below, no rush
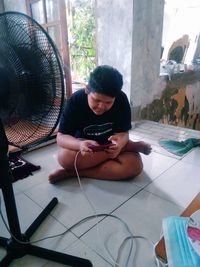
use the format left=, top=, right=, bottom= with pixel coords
left=48, top=169, right=71, bottom=184
left=134, top=141, right=152, bottom=155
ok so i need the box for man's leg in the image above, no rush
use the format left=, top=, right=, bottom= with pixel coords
left=49, top=151, right=143, bottom=183
left=48, top=139, right=151, bottom=183
left=57, top=147, right=110, bottom=170
left=76, top=151, right=143, bottom=180
left=56, top=139, right=151, bottom=171
left=124, top=140, right=152, bottom=155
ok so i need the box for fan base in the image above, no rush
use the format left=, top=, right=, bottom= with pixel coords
left=0, top=197, right=93, bottom=267
left=0, top=120, right=92, bottom=266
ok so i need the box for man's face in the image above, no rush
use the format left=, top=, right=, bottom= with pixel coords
left=87, top=92, right=115, bottom=115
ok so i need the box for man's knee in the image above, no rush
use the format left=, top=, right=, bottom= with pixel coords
left=133, top=158, right=143, bottom=176
left=58, top=149, right=75, bottom=169
left=125, top=152, right=143, bottom=178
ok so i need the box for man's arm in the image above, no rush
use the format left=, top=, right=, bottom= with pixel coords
left=109, top=132, right=129, bottom=148
left=57, top=132, right=99, bottom=154
left=57, top=133, right=81, bottom=150
left=105, top=132, right=129, bottom=158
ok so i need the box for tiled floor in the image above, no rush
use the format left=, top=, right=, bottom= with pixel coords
left=0, top=120, right=200, bottom=267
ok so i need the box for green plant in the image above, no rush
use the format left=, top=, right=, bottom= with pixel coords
left=68, top=1, right=95, bottom=81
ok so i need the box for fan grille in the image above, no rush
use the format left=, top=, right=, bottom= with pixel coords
left=0, top=12, right=64, bottom=148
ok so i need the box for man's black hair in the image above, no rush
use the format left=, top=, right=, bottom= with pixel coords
left=88, top=65, right=123, bottom=97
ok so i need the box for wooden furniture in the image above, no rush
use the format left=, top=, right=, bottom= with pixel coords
left=155, top=192, right=200, bottom=264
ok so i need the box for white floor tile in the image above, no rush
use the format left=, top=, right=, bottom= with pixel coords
left=132, top=152, right=178, bottom=188
left=181, top=147, right=200, bottom=166
left=1, top=120, right=199, bottom=266
left=77, top=190, right=182, bottom=267
left=45, top=238, right=111, bottom=267
left=9, top=255, right=47, bottom=267
left=144, top=160, right=200, bottom=208
left=24, top=178, right=142, bottom=237
left=0, top=192, right=77, bottom=266
left=13, top=144, right=60, bottom=194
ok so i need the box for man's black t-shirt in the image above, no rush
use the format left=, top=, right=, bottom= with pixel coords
left=59, top=89, right=132, bottom=143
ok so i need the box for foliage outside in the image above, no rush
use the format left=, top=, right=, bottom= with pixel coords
left=67, top=0, right=96, bottom=82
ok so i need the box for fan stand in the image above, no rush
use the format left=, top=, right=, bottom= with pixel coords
left=0, top=120, right=93, bottom=267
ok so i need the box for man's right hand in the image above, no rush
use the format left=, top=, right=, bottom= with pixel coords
left=79, top=140, right=99, bottom=155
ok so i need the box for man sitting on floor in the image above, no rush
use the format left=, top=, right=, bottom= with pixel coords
left=49, top=65, right=151, bottom=183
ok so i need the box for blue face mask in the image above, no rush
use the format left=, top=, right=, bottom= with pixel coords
left=162, top=216, right=200, bottom=267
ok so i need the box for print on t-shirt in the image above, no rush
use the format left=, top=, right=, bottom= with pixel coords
left=83, top=122, right=113, bottom=144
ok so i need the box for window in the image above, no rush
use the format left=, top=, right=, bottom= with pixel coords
left=26, top=0, right=72, bottom=96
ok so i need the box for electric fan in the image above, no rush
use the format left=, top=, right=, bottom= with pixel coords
left=0, top=11, right=92, bottom=266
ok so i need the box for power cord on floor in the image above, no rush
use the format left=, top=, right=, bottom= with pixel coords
left=74, top=151, right=119, bottom=266
left=74, top=151, right=156, bottom=267
left=0, top=151, right=157, bottom=266
left=0, top=206, right=156, bottom=266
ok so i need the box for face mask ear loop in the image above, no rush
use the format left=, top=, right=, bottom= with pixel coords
left=154, top=228, right=169, bottom=267
left=175, top=218, right=190, bottom=263
left=162, top=217, right=184, bottom=266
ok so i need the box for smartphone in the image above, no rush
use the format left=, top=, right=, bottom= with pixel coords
left=88, top=141, right=113, bottom=152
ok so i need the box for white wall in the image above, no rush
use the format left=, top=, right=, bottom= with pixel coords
left=4, top=0, right=165, bottom=120
left=0, top=0, right=4, bottom=12
left=131, top=0, right=164, bottom=117
left=4, top=0, right=26, bottom=13
left=95, top=0, right=133, bottom=98
left=96, top=0, right=165, bottom=119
